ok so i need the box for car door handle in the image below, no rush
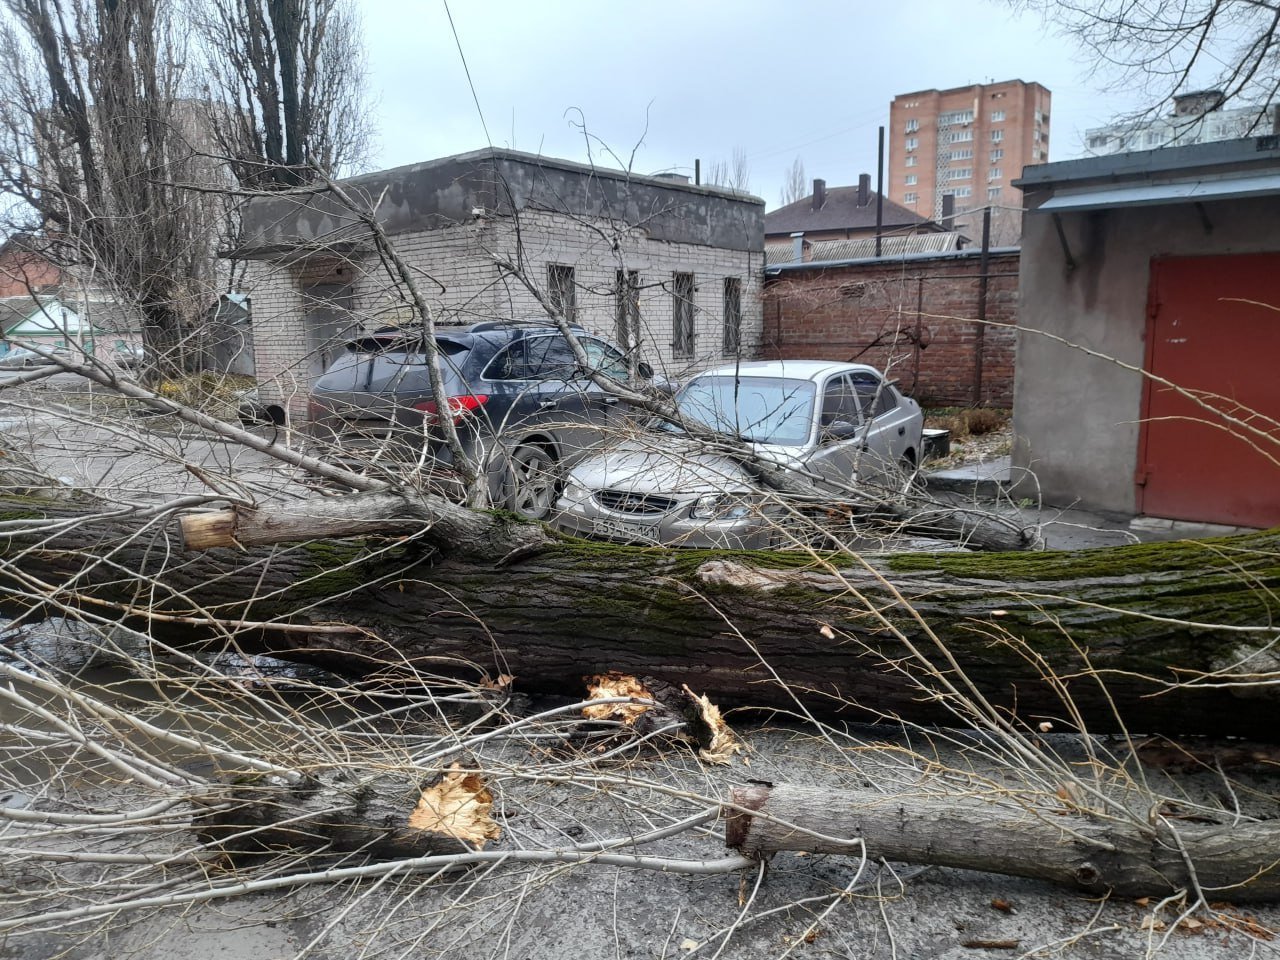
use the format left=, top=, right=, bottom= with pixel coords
left=537, top=400, right=558, bottom=410
left=602, top=397, right=620, bottom=405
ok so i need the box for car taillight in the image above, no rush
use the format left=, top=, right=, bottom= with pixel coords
left=414, top=394, right=489, bottom=426
left=308, top=399, right=325, bottom=421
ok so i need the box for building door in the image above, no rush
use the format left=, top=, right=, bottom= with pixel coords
left=304, top=281, right=356, bottom=382
left=1138, top=253, right=1280, bottom=527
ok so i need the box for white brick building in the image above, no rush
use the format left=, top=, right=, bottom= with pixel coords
left=232, top=149, right=766, bottom=422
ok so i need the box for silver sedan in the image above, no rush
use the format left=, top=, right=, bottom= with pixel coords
left=555, top=360, right=924, bottom=548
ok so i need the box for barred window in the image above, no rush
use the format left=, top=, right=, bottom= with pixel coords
left=547, top=264, right=576, bottom=322
left=614, top=269, right=640, bottom=352
left=672, top=272, right=695, bottom=358
left=722, top=277, right=742, bottom=355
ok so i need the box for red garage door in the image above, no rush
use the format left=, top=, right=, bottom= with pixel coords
left=1139, top=254, right=1280, bottom=528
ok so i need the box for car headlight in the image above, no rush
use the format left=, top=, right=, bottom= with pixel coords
left=560, top=481, right=590, bottom=503
left=689, top=494, right=757, bottom=521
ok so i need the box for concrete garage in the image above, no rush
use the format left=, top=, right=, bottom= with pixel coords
left=1011, top=138, right=1280, bottom=528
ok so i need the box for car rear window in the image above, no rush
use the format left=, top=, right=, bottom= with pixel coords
left=317, top=337, right=469, bottom=389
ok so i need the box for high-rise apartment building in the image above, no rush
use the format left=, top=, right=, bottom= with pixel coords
left=889, top=80, right=1051, bottom=243
left=1085, top=91, right=1277, bottom=155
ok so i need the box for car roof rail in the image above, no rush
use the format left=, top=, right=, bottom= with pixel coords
left=468, top=319, right=586, bottom=333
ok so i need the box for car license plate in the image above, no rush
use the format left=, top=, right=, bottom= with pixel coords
left=591, top=517, right=657, bottom=543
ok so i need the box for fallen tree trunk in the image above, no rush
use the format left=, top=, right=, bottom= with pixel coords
left=2, top=493, right=1279, bottom=737
left=724, top=782, right=1280, bottom=903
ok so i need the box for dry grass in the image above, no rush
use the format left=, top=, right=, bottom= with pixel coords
left=924, top=406, right=1010, bottom=440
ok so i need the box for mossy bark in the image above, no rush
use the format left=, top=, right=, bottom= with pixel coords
left=2, top=496, right=1278, bottom=737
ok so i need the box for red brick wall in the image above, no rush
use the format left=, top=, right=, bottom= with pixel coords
left=0, top=248, right=60, bottom=298
left=760, top=251, right=1018, bottom=407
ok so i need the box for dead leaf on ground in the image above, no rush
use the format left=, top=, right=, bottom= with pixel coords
left=583, top=672, right=653, bottom=724
left=990, top=897, right=1015, bottom=913
left=683, top=683, right=742, bottom=765
left=407, top=763, right=501, bottom=848
left=1207, top=904, right=1277, bottom=941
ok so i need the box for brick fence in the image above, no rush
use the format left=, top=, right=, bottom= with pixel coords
left=760, top=249, right=1019, bottom=407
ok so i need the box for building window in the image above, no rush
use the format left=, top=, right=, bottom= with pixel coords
left=991, top=129, right=1004, bottom=142
left=987, top=186, right=1002, bottom=200
left=904, top=174, right=917, bottom=186
left=722, top=278, right=742, bottom=355
left=903, top=192, right=918, bottom=204
left=954, top=186, right=972, bottom=198
left=946, top=167, right=972, bottom=181
left=905, top=118, right=919, bottom=133
left=614, top=269, right=640, bottom=352
left=672, top=272, right=695, bottom=358
left=991, top=110, right=1006, bottom=122
left=946, top=130, right=973, bottom=143
left=547, top=264, right=576, bottom=322
left=939, top=109, right=974, bottom=125
left=990, top=148, right=1004, bottom=162
left=949, top=148, right=973, bottom=161
left=988, top=168, right=1003, bottom=180
left=905, top=136, right=918, bottom=151
left=905, top=155, right=918, bottom=167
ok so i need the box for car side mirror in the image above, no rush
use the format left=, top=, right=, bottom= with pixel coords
left=637, top=361, right=654, bottom=380
left=821, top=420, right=860, bottom=443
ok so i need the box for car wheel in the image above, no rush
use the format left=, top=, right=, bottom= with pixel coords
left=506, top=444, right=558, bottom=520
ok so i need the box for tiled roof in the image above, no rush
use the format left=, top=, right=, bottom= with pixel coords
left=765, top=185, right=931, bottom=235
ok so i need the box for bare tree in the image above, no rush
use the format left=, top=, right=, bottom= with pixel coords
left=195, top=0, right=373, bottom=187
left=780, top=154, right=807, bottom=206
left=706, top=145, right=751, bottom=192
left=1020, top=0, right=1280, bottom=115
left=0, top=0, right=225, bottom=368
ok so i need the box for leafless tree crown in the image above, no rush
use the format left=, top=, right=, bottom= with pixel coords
left=1020, top=0, right=1280, bottom=115
left=195, top=0, right=373, bottom=187
left=780, top=155, right=807, bottom=206
left=0, top=0, right=224, bottom=358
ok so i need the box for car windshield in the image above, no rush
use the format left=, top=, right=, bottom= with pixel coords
left=673, top=375, right=816, bottom=446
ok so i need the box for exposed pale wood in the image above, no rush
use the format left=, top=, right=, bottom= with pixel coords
left=724, top=782, right=1280, bottom=902
left=178, top=510, right=238, bottom=550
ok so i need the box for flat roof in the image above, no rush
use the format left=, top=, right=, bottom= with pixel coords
left=1036, top=171, right=1280, bottom=212
left=1014, top=135, right=1280, bottom=191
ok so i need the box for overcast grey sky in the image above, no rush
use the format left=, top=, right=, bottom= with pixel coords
left=359, top=0, right=1148, bottom=208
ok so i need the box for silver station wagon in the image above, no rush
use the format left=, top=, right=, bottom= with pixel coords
left=555, top=360, right=924, bottom=548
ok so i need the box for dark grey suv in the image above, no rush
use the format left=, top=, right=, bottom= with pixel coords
left=308, top=321, right=638, bottom=518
